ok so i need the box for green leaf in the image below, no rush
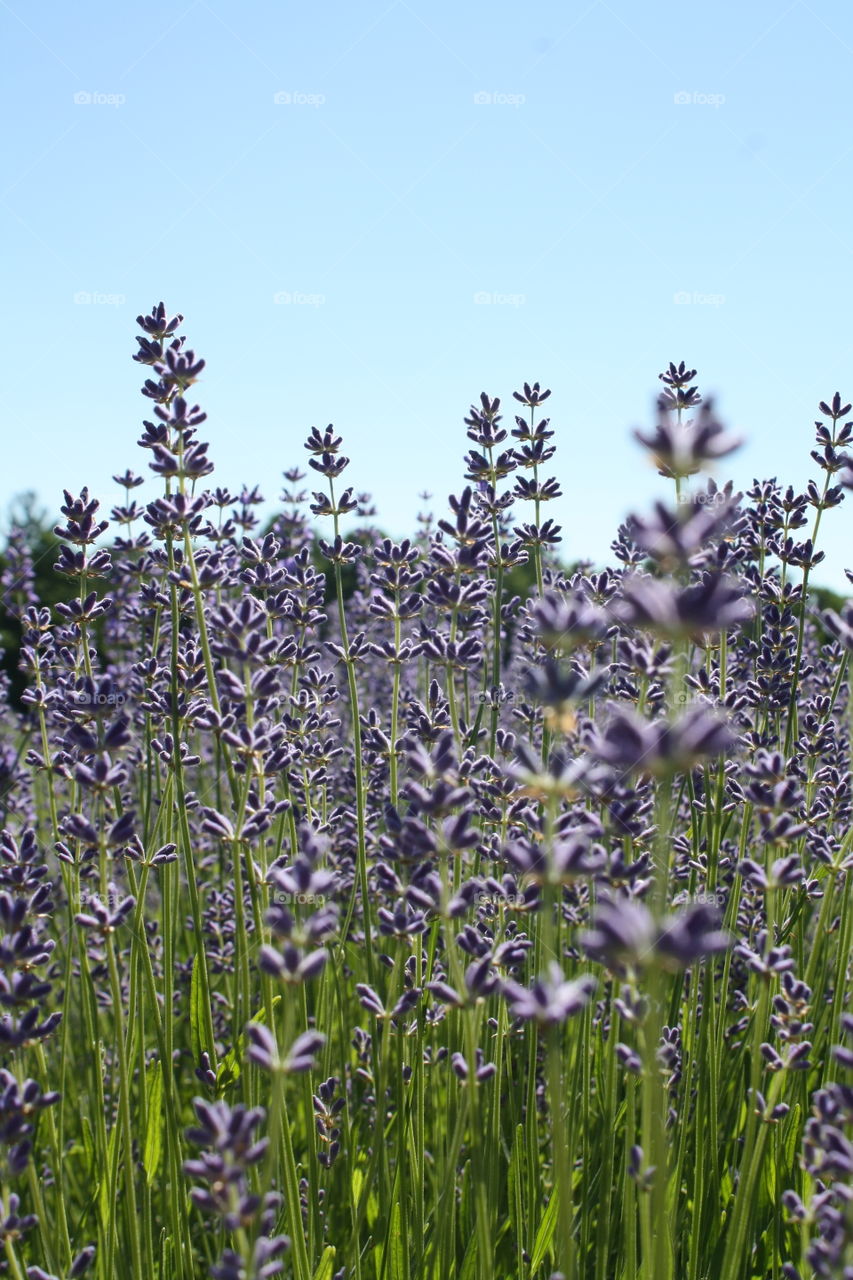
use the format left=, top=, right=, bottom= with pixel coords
left=159, top=1229, right=172, bottom=1278
left=509, top=1123, right=524, bottom=1255
left=190, top=954, right=202, bottom=1064
left=388, top=1202, right=404, bottom=1280
left=143, top=1060, right=163, bottom=1185
left=81, top=1115, right=95, bottom=1179
left=784, top=1103, right=801, bottom=1175
left=312, top=1246, right=336, bottom=1280
left=763, top=1146, right=776, bottom=1204
left=99, top=1124, right=119, bottom=1227
left=74, top=1118, right=101, bottom=1229
left=458, top=1157, right=470, bottom=1227
left=530, top=1190, right=559, bottom=1272
left=351, top=1163, right=379, bottom=1230
left=245, top=998, right=280, bottom=1028
left=458, top=1230, right=478, bottom=1280
left=216, top=1046, right=241, bottom=1094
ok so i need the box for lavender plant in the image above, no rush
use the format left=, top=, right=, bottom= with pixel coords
left=0, top=309, right=849, bottom=1280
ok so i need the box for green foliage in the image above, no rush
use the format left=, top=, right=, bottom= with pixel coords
left=0, top=492, right=75, bottom=705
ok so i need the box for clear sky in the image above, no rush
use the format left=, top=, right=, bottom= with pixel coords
left=3, top=0, right=853, bottom=589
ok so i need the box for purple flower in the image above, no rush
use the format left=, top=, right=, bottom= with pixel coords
left=615, top=571, right=753, bottom=637
left=583, top=899, right=730, bottom=971
left=591, top=704, right=737, bottom=777
left=655, top=904, right=731, bottom=967
left=501, top=964, right=596, bottom=1026
left=634, top=399, right=741, bottom=478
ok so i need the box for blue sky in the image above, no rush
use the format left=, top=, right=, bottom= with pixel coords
left=3, top=0, right=853, bottom=588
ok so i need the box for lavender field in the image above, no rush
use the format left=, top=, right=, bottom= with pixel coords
left=0, top=303, right=850, bottom=1280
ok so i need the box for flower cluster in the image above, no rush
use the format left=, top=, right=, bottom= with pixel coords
left=0, top=318, right=848, bottom=1280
